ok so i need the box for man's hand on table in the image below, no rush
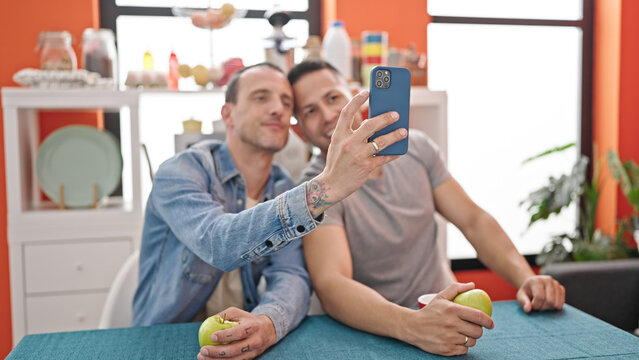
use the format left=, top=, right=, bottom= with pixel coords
left=517, top=275, right=565, bottom=313
left=198, top=307, right=276, bottom=360
left=399, top=282, right=494, bottom=357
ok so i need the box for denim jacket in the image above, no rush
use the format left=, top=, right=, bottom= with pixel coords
left=133, top=140, right=318, bottom=342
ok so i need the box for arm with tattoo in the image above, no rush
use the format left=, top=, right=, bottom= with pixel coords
left=302, top=90, right=405, bottom=221
left=305, top=178, right=336, bottom=218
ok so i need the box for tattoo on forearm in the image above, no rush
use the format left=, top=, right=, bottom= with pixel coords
left=306, top=179, right=334, bottom=212
left=241, top=345, right=250, bottom=353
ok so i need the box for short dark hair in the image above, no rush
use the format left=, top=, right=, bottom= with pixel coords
left=287, top=60, right=340, bottom=87
left=225, top=62, right=284, bottom=104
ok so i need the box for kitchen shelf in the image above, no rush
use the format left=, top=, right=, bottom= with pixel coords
left=2, top=87, right=144, bottom=345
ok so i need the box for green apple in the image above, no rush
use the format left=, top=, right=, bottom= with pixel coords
left=453, top=289, right=493, bottom=317
left=198, top=314, right=239, bottom=346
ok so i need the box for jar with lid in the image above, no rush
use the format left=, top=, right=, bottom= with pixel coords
left=38, top=31, right=77, bottom=70
left=81, top=28, right=118, bottom=86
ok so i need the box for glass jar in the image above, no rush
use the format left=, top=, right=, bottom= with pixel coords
left=81, top=28, right=118, bottom=86
left=38, top=31, right=77, bottom=70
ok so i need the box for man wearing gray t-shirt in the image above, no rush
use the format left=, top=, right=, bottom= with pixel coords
left=288, top=60, right=566, bottom=357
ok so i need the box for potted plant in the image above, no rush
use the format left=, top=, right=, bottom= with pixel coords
left=520, top=144, right=636, bottom=266
left=520, top=144, right=639, bottom=333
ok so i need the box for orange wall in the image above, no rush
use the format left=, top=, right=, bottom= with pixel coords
left=454, top=267, right=541, bottom=301
left=39, top=112, right=104, bottom=143
left=593, top=0, right=639, bottom=243
left=617, top=0, right=639, bottom=230
left=0, top=1, right=99, bottom=357
left=454, top=270, right=518, bottom=301
left=593, top=0, right=621, bottom=235
left=323, top=0, right=429, bottom=54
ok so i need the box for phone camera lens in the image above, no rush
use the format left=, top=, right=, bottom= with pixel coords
left=376, top=80, right=383, bottom=87
left=383, top=76, right=390, bottom=82
left=376, top=71, right=383, bottom=78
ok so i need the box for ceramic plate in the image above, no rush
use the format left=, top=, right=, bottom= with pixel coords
left=36, top=125, right=122, bottom=208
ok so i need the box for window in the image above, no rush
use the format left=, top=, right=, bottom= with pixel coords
left=115, top=16, right=310, bottom=89
left=428, top=0, right=582, bottom=20
left=100, top=0, right=319, bottom=87
left=114, top=0, right=309, bottom=11
left=427, top=1, right=593, bottom=259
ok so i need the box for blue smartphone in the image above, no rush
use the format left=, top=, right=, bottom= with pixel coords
left=368, top=66, right=411, bottom=155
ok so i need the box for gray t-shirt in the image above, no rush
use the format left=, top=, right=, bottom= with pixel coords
left=300, top=130, right=455, bottom=307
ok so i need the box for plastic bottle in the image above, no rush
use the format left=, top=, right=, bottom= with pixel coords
left=168, top=50, right=179, bottom=89
left=322, top=20, right=352, bottom=80
left=143, top=50, right=154, bottom=70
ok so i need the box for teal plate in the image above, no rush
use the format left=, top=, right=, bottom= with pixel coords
left=36, top=125, right=123, bottom=208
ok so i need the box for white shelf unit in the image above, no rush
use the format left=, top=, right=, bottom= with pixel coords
left=407, top=88, right=449, bottom=263
left=2, top=88, right=144, bottom=345
left=409, top=87, right=447, bottom=160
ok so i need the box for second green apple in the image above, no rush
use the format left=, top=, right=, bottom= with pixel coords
left=453, top=289, right=492, bottom=317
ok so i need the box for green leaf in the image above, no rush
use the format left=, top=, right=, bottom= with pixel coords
left=624, top=160, right=639, bottom=187
left=607, top=151, right=639, bottom=212
left=535, top=236, right=571, bottom=266
left=606, top=150, right=632, bottom=194
left=628, top=188, right=639, bottom=212
left=522, top=143, right=575, bottom=165
left=521, top=156, right=588, bottom=227
left=614, top=219, right=629, bottom=246
left=579, top=169, right=600, bottom=243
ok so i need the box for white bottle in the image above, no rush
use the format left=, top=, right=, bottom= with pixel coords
left=322, top=20, right=352, bottom=80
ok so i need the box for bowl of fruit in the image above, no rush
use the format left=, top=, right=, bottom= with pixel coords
left=172, top=3, right=246, bottom=30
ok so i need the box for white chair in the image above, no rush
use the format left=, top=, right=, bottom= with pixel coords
left=307, top=291, right=326, bottom=316
left=98, top=249, right=140, bottom=329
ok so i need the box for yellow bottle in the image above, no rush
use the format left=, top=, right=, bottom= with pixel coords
left=143, top=50, right=154, bottom=70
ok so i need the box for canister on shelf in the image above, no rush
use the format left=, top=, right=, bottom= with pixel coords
left=303, top=35, right=322, bottom=61
left=360, top=31, right=388, bottom=86
left=37, top=31, right=78, bottom=71
left=183, top=117, right=203, bottom=133
left=351, top=38, right=361, bottom=83
left=81, top=28, right=118, bottom=87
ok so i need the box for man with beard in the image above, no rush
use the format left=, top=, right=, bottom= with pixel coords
left=289, top=60, right=565, bottom=357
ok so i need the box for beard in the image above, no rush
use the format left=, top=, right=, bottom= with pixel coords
left=236, top=122, right=289, bottom=153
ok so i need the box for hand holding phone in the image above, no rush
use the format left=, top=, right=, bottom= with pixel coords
left=368, top=66, right=411, bottom=155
